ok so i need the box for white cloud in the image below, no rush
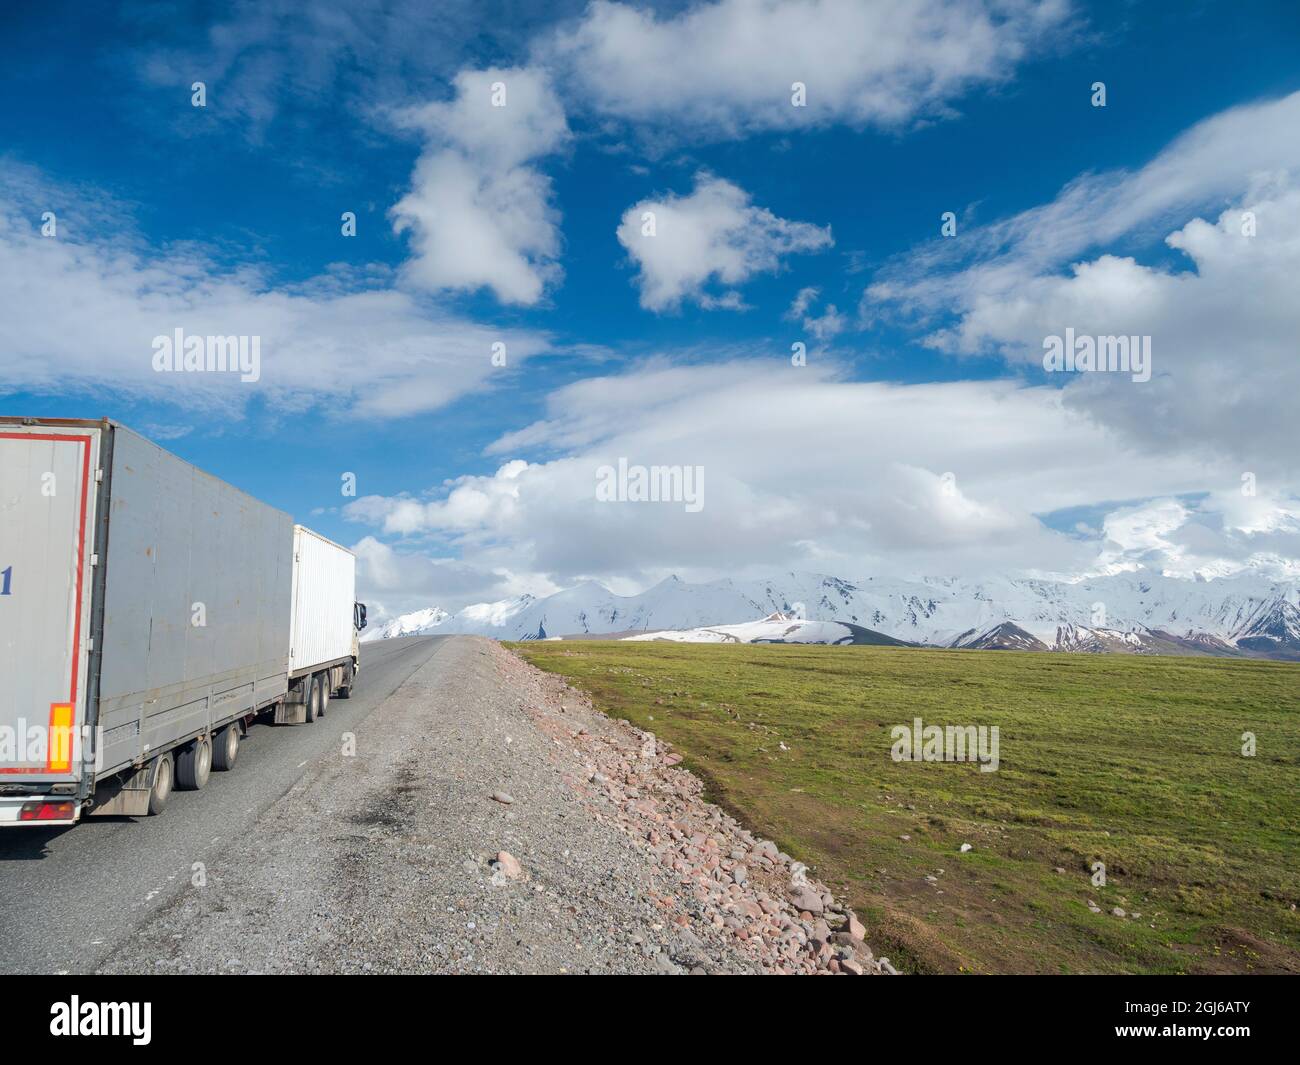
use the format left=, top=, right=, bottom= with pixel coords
left=351, top=534, right=555, bottom=619
left=787, top=286, right=819, bottom=319
left=866, top=92, right=1300, bottom=471
left=1091, top=496, right=1300, bottom=581
left=131, top=0, right=571, bottom=138
left=923, top=186, right=1300, bottom=469
left=804, top=305, right=846, bottom=340
left=395, top=65, right=569, bottom=170
left=347, top=459, right=530, bottom=537
left=616, top=174, right=832, bottom=311
left=1094, top=498, right=1192, bottom=576
left=785, top=286, right=846, bottom=339
left=1215, top=489, right=1300, bottom=537
left=132, top=0, right=1074, bottom=147
left=391, top=66, right=568, bottom=305
left=344, top=357, right=1264, bottom=589
left=543, top=0, right=1075, bottom=139
left=0, top=165, right=549, bottom=417
left=871, top=92, right=1300, bottom=312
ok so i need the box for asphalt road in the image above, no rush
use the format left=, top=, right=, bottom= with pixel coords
left=0, top=636, right=446, bottom=974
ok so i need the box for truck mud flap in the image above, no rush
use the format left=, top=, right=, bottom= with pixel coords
left=274, top=687, right=308, bottom=725
left=86, top=764, right=153, bottom=818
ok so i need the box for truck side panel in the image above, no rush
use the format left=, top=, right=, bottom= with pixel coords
left=95, top=427, right=293, bottom=777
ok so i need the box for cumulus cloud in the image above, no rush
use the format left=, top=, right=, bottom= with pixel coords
left=343, top=358, right=1261, bottom=590
left=1092, top=496, right=1300, bottom=581
left=617, top=174, right=832, bottom=311
left=0, top=165, right=549, bottom=417
left=913, top=186, right=1300, bottom=471
left=870, top=92, right=1300, bottom=310
left=347, top=459, right=531, bottom=537
left=543, top=0, right=1075, bottom=139
left=350, top=534, right=549, bottom=618
left=391, top=67, right=569, bottom=305
left=866, top=91, right=1300, bottom=471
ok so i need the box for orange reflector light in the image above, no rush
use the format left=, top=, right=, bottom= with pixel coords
left=19, top=800, right=75, bottom=821
left=46, top=703, right=74, bottom=773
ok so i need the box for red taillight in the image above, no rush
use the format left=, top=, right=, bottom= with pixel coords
left=18, top=800, right=75, bottom=821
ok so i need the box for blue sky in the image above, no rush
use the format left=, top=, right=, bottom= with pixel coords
left=3, top=0, right=1299, bottom=618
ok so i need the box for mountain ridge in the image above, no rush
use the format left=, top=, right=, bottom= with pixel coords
left=363, top=571, right=1300, bottom=659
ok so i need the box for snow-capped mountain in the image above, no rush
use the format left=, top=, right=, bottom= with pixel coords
left=361, top=571, right=1300, bottom=659
left=366, top=606, right=451, bottom=640
left=954, top=621, right=1049, bottom=652
left=1233, top=599, right=1300, bottom=653
left=624, top=612, right=908, bottom=646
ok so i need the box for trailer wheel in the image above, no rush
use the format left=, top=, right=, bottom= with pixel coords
left=337, top=662, right=354, bottom=699
left=176, top=736, right=212, bottom=790
left=147, top=753, right=174, bottom=816
left=317, top=672, right=329, bottom=717
left=304, top=675, right=320, bottom=723
left=213, top=724, right=240, bottom=771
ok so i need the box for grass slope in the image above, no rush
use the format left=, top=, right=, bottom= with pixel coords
left=513, top=641, right=1300, bottom=974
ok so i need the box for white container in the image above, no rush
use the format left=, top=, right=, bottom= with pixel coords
left=288, top=526, right=356, bottom=677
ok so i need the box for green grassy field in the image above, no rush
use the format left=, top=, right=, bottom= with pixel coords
left=513, top=641, right=1300, bottom=974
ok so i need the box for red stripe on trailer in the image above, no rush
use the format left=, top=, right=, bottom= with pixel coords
left=0, top=432, right=93, bottom=775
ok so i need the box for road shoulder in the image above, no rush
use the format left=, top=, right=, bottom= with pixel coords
left=102, top=636, right=885, bottom=974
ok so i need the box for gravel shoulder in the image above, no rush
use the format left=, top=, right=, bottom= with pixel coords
left=103, top=636, right=889, bottom=975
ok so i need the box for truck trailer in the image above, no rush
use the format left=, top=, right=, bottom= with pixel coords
left=285, top=524, right=362, bottom=723
left=0, top=417, right=366, bottom=826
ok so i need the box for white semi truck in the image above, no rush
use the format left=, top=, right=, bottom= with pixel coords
left=0, top=417, right=367, bottom=826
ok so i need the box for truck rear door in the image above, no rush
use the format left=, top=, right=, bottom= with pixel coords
left=0, top=424, right=101, bottom=824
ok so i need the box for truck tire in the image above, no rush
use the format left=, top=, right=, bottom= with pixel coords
left=304, top=675, right=320, bottom=723
left=176, top=736, right=212, bottom=790
left=147, top=753, right=174, bottom=816
left=213, top=723, right=240, bottom=771
left=337, top=661, right=354, bottom=699
left=317, top=671, right=329, bottom=717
